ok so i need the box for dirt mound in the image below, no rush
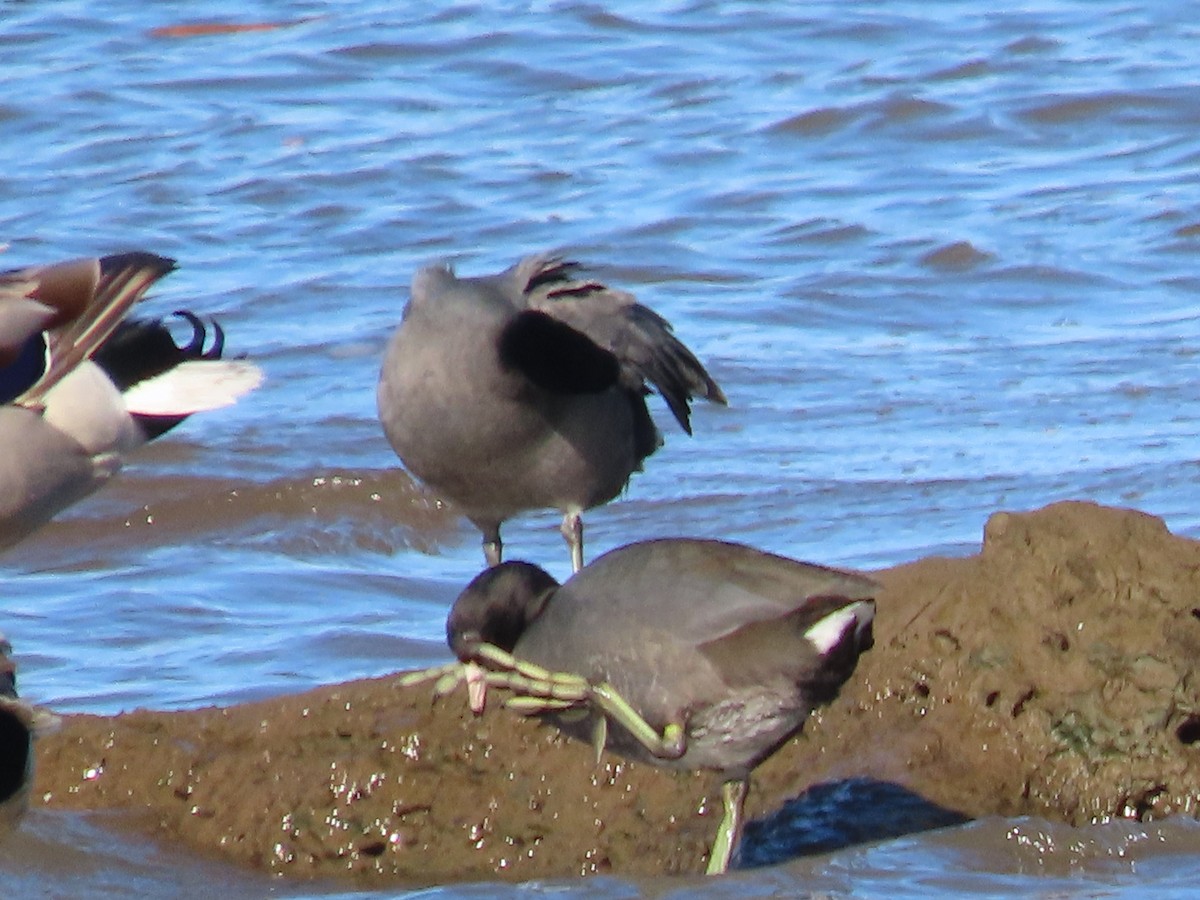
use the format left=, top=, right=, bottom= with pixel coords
left=30, top=501, right=1200, bottom=885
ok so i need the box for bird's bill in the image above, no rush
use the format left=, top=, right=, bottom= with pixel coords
left=465, top=661, right=488, bottom=713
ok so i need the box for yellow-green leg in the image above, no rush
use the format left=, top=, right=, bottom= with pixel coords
left=398, top=645, right=687, bottom=764
left=396, top=661, right=462, bottom=692
left=706, top=778, right=748, bottom=876
left=396, top=645, right=592, bottom=710
left=591, top=682, right=686, bottom=760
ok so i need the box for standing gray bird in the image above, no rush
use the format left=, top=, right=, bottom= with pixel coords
left=440, top=538, right=877, bottom=874
left=0, top=252, right=263, bottom=550
left=377, top=254, right=725, bottom=571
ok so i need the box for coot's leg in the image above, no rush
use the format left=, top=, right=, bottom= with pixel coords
left=482, top=523, right=502, bottom=568
left=560, top=510, right=583, bottom=573
left=591, top=682, right=686, bottom=760
left=706, top=777, right=748, bottom=876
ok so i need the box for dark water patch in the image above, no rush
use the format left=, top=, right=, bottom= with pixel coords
left=332, top=25, right=515, bottom=63
left=928, top=58, right=996, bottom=82
left=770, top=94, right=959, bottom=139
left=702, top=188, right=785, bottom=214
left=145, top=18, right=317, bottom=40
left=576, top=7, right=645, bottom=33
left=150, top=71, right=330, bottom=96
left=767, top=105, right=864, bottom=137
left=918, top=111, right=1008, bottom=143
left=976, top=263, right=1114, bottom=287
left=472, top=59, right=613, bottom=95
left=869, top=94, right=956, bottom=127
left=1160, top=276, right=1200, bottom=296
left=739, top=778, right=971, bottom=869
left=1018, top=90, right=1173, bottom=126
left=769, top=218, right=873, bottom=247
left=649, top=75, right=726, bottom=108
left=1155, top=239, right=1200, bottom=258
left=920, top=241, right=996, bottom=272
left=1004, top=35, right=1061, bottom=55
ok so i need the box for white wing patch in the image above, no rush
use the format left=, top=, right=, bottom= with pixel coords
left=122, top=360, right=264, bottom=416
left=804, top=601, right=872, bottom=656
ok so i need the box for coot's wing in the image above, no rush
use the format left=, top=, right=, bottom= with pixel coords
left=507, top=255, right=725, bottom=431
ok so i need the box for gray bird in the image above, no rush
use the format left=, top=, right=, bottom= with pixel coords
left=0, top=252, right=263, bottom=550
left=442, top=538, right=877, bottom=874
left=377, top=254, right=725, bottom=571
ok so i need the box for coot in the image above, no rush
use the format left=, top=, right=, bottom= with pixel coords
left=430, top=538, right=877, bottom=874
left=377, top=254, right=725, bottom=571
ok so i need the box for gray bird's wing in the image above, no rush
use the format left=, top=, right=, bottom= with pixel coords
left=506, top=254, right=726, bottom=433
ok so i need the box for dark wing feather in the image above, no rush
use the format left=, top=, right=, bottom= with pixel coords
left=568, top=539, right=878, bottom=646
left=697, top=596, right=875, bottom=695
left=514, top=254, right=726, bottom=434
left=497, top=310, right=620, bottom=394
left=93, top=311, right=226, bottom=440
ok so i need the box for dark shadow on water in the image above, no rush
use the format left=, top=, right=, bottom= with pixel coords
left=737, top=777, right=971, bottom=870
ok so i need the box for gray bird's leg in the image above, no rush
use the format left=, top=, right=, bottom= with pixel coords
left=481, top=523, right=502, bottom=568
left=706, top=778, right=748, bottom=875
left=560, top=510, right=583, bottom=573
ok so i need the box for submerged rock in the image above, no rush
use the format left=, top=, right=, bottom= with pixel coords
left=29, top=501, right=1200, bottom=884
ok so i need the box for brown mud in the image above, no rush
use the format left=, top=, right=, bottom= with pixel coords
left=30, top=501, right=1200, bottom=886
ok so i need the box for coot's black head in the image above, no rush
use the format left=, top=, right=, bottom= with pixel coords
left=0, top=639, right=28, bottom=806
left=0, top=703, right=30, bottom=806
left=446, top=561, right=559, bottom=661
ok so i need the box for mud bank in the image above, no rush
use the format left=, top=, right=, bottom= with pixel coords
left=30, top=501, right=1200, bottom=885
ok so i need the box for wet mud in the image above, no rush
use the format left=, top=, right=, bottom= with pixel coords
left=29, top=501, right=1200, bottom=886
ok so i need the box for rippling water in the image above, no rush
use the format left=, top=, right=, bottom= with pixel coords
left=3, top=1, right=1200, bottom=895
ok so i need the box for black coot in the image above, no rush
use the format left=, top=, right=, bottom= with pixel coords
left=444, top=538, right=877, bottom=874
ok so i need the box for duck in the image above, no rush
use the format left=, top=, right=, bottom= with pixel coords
left=377, top=254, right=725, bottom=572
left=0, top=251, right=263, bottom=549
left=440, top=538, right=877, bottom=874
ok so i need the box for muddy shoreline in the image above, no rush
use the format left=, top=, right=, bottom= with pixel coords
left=28, top=501, right=1200, bottom=886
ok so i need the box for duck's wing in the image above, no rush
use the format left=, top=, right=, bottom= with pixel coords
left=502, top=254, right=726, bottom=433
left=1, top=252, right=176, bottom=408
left=94, top=312, right=263, bottom=440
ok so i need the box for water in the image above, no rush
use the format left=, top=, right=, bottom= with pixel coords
left=2, top=0, right=1200, bottom=894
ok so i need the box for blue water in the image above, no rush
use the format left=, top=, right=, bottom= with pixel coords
left=2, top=0, right=1200, bottom=895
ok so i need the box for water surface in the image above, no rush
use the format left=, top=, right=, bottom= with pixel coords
left=2, top=1, right=1200, bottom=895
